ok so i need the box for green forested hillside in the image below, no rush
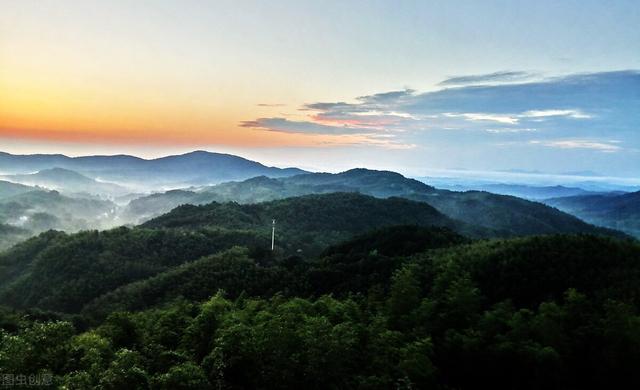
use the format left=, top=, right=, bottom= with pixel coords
left=0, top=228, right=266, bottom=313
left=1, top=231, right=639, bottom=389
left=0, top=194, right=467, bottom=315
left=83, top=226, right=467, bottom=319
left=142, top=192, right=456, bottom=233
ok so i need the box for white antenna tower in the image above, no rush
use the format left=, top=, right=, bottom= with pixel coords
left=271, top=219, right=276, bottom=251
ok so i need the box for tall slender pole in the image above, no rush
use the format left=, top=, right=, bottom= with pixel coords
left=271, top=219, right=276, bottom=251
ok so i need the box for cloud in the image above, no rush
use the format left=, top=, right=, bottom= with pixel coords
left=355, top=89, right=416, bottom=104
left=257, top=103, right=286, bottom=107
left=240, top=117, right=416, bottom=149
left=444, top=112, right=520, bottom=125
left=521, top=109, right=591, bottom=119
left=242, top=70, right=639, bottom=154
left=529, top=139, right=622, bottom=152
left=486, top=128, right=537, bottom=134
left=240, top=117, right=367, bottom=135
left=438, top=71, right=535, bottom=86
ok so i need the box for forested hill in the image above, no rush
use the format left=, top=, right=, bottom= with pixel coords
left=0, top=194, right=469, bottom=314
left=142, top=192, right=459, bottom=234
left=126, top=169, right=625, bottom=239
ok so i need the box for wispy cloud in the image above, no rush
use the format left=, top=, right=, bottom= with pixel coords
left=240, top=118, right=367, bottom=135
left=486, top=128, right=537, bottom=134
left=240, top=117, right=415, bottom=149
left=257, top=103, right=286, bottom=107
left=438, top=71, right=536, bottom=86
left=444, top=112, right=520, bottom=125
left=521, top=109, right=591, bottom=119
left=530, top=139, right=622, bottom=152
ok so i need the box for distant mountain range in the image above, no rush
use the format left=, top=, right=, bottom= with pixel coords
left=0, top=150, right=306, bottom=188
left=428, top=183, right=604, bottom=200
left=544, top=191, right=640, bottom=237
left=0, top=150, right=634, bottom=247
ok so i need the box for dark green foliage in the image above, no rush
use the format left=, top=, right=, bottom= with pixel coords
left=142, top=192, right=470, bottom=252
left=0, top=201, right=639, bottom=389
left=81, top=247, right=285, bottom=320
left=0, top=227, right=266, bottom=313
left=321, top=225, right=467, bottom=258
left=143, top=192, right=452, bottom=232
left=308, top=226, right=467, bottom=296
left=420, top=235, right=640, bottom=308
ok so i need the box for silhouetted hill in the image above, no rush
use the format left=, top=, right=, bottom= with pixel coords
left=0, top=150, right=306, bottom=187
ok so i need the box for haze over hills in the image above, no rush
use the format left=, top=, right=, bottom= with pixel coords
left=544, top=191, right=640, bottom=237
left=2, top=168, right=129, bottom=197
left=0, top=180, right=34, bottom=200
left=0, top=181, right=119, bottom=249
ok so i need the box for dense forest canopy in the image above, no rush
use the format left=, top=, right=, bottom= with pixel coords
left=0, top=189, right=639, bottom=388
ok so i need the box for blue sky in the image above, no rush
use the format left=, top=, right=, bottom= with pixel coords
left=1, top=0, right=638, bottom=178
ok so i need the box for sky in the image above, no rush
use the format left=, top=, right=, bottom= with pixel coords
left=1, top=0, right=639, bottom=177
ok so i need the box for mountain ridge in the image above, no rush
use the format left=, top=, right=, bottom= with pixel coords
left=0, top=150, right=307, bottom=187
